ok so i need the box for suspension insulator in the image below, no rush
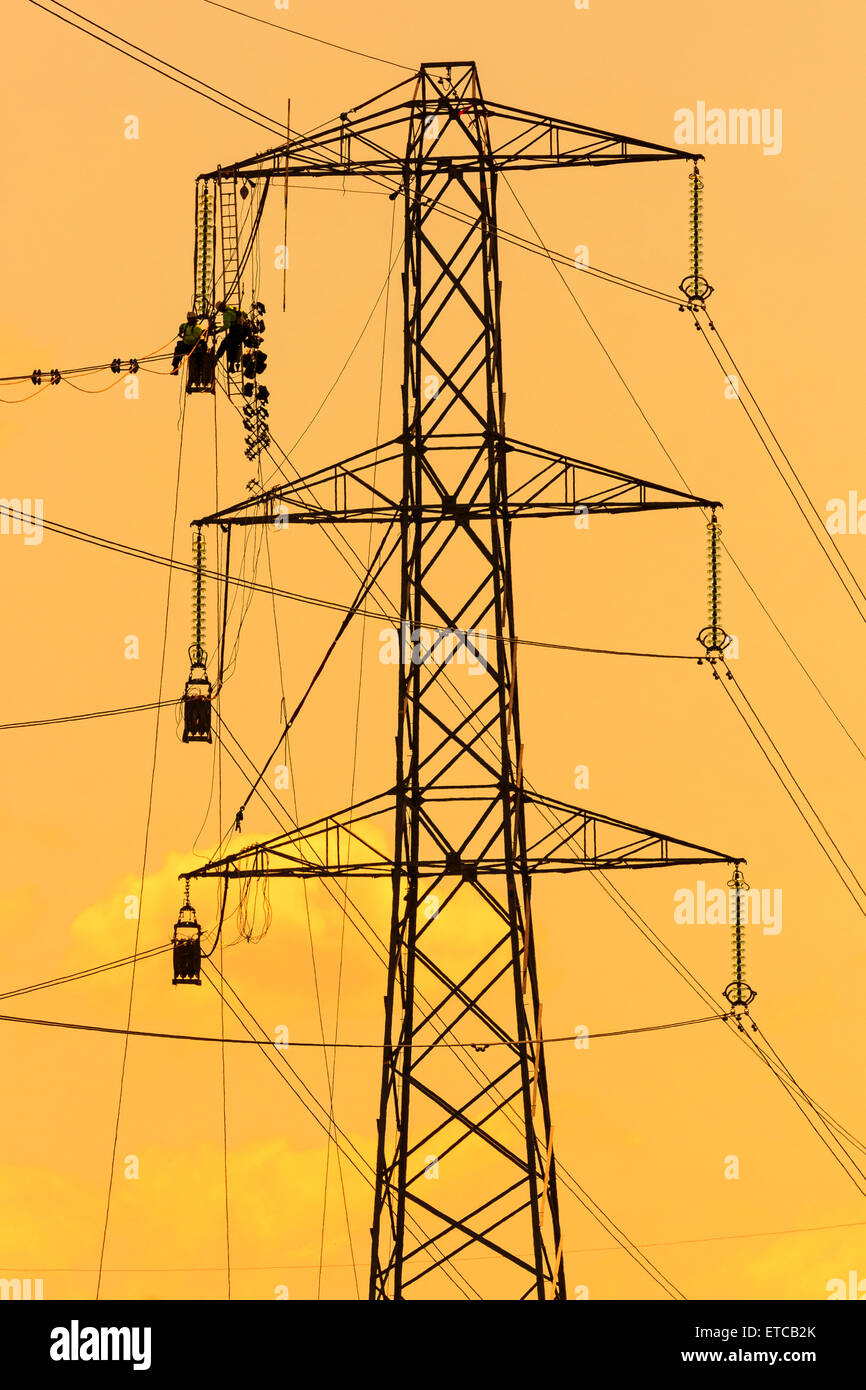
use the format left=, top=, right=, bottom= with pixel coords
left=196, top=180, right=213, bottom=316
left=190, top=528, right=207, bottom=666
left=183, top=528, right=212, bottom=743
left=723, top=865, right=756, bottom=1013
left=679, top=161, right=713, bottom=306
left=172, top=885, right=202, bottom=985
left=697, top=509, right=730, bottom=656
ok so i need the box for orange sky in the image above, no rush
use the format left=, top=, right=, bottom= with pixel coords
left=0, top=0, right=864, bottom=1301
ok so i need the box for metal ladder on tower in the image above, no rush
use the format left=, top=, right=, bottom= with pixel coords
left=219, top=180, right=240, bottom=396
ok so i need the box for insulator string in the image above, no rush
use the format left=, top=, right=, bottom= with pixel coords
left=679, top=159, right=713, bottom=306
left=698, top=508, right=729, bottom=656
left=724, top=864, right=756, bottom=1015
left=190, top=526, right=207, bottom=668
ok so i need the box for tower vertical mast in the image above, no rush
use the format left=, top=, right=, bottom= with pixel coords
left=369, top=65, right=562, bottom=1298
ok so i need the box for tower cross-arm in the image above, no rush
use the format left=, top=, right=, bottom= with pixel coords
left=197, top=63, right=697, bottom=185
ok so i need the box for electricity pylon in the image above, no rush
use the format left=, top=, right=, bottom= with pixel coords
left=184, top=63, right=737, bottom=1300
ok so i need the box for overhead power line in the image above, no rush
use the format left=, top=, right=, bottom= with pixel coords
left=0, top=945, right=170, bottom=1003
left=0, top=699, right=173, bottom=732
left=29, top=1, right=289, bottom=138
left=0, top=1009, right=723, bottom=1049
left=203, top=0, right=417, bottom=72
left=715, top=660, right=866, bottom=917
left=743, top=1028, right=866, bottom=1196
left=0, top=503, right=697, bottom=667
left=10, top=1214, right=866, bottom=1274
left=695, top=310, right=866, bottom=625
left=0, top=351, right=171, bottom=388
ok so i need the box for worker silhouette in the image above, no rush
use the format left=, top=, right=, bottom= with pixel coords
left=215, top=301, right=249, bottom=372
left=170, top=311, right=204, bottom=374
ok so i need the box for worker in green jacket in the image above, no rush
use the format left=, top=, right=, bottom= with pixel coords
left=170, top=312, right=204, bottom=374
left=214, top=301, right=249, bottom=372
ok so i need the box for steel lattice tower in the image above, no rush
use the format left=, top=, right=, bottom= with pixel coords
left=185, top=63, right=736, bottom=1300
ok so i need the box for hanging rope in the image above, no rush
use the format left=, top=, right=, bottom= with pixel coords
left=96, top=385, right=189, bottom=1298
left=236, top=850, right=273, bottom=943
